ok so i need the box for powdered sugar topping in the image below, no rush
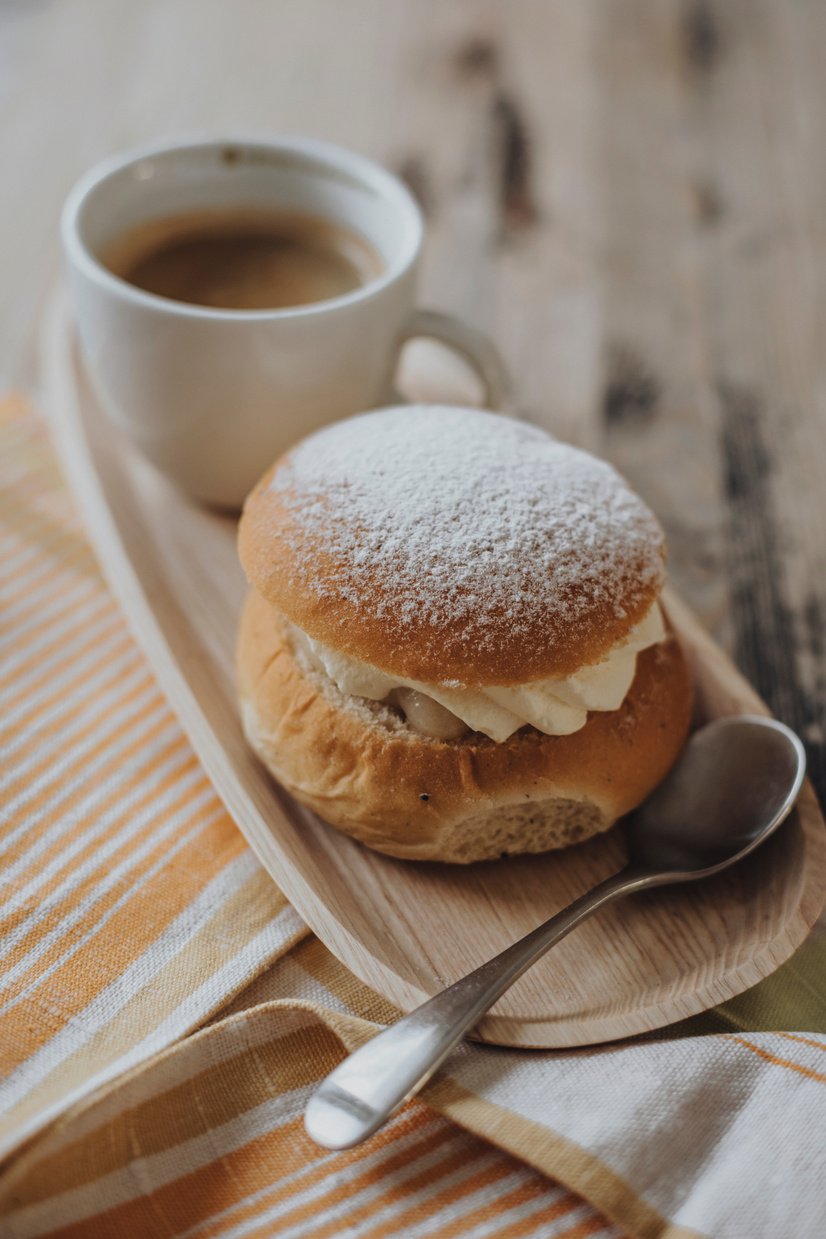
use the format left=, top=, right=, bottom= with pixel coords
left=270, top=406, right=664, bottom=667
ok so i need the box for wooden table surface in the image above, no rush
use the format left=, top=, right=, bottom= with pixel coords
left=4, top=0, right=825, bottom=801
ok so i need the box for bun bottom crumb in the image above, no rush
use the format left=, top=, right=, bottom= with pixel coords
left=237, top=589, right=694, bottom=863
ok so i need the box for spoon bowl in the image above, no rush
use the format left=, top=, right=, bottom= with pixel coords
left=628, top=716, right=806, bottom=880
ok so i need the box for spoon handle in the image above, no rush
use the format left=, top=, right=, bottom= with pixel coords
left=305, top=866, right=643, bottom=1149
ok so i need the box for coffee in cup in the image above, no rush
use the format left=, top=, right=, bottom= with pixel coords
left=103, top=208, right=384, bottom=311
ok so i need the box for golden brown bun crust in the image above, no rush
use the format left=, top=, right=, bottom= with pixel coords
left=236, top=589, right=693, bottom=863
left=237, top=407, right=665, bottom=684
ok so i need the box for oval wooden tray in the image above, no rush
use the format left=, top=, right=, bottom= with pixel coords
left=42, top=293, right=826, bottom=1047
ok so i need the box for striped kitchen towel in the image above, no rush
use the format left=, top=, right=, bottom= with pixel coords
left=2, top=394, right=825, bottom=1239
left=0, top=395, right=620, bottom=1237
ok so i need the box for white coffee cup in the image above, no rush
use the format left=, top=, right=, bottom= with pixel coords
left=61, top=135, right=509, bottom=507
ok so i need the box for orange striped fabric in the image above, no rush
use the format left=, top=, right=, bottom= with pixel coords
left=0, top=396, right=622, bottom=1237
left=0, top=397, right=307, bottom=1153
left=0, top=1008, right=620, bottom=1239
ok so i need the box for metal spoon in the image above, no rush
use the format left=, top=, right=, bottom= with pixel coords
left=305, top=715, right=806, bottom=1150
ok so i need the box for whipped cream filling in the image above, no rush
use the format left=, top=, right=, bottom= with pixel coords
left=291, top=602, right=666, bottom=743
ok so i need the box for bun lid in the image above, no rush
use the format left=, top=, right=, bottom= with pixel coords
left=238, top=406, right=665, bottom=686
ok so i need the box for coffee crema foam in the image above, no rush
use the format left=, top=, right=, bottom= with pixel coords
left=102, top=207, right=384, bottom=311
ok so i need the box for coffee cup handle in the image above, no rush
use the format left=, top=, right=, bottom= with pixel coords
left=401, top=309, right=512, bottom=412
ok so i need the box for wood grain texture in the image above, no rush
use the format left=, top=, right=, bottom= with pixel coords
left=42, top=294, right=826, bottom=1048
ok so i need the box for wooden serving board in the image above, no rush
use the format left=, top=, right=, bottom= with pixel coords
left=43, top=294, right=826, bottom=1048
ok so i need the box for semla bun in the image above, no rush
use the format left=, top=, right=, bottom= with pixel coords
left=237, top=406, right=692, bottom=862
